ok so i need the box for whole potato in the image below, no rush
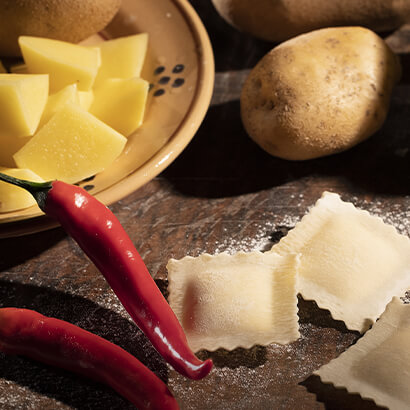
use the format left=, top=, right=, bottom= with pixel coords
left=0, top=0, right=122, bottom=56
left=212, top=0, right=410, bottom=42
left=240, top=27, right=401, bottom=160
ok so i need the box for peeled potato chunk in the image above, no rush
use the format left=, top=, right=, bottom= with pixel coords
left=10, top=64, right=28, bottom=74
left=0, top=167, right=44, bottom=213
left=0, top=74, right=48, bottom=138
left=90, top=77, right=149, bottom=135
left=0, top=135, right=31, bottom=168
left=39, top=83, right=79, bottom=127
left=78, top=90, right=94, bottom=111
left=19, top=36, right=101, bottom=92
left=94, top=33, right=148, bottom=86
left=14, top=103, right=127, bottom=183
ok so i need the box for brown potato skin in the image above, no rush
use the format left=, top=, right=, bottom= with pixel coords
left=240, top=27, right=401, bottom=160
left=0, top=0, right=122, bottom=56
left=212, top=0, right=410, bottom=42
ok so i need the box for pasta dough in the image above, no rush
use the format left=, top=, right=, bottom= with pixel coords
left=315, top=297, right=410, bottom=410
left=272, top=192, right=410, bottom=332
left=167, top=251, right=300, bottom=352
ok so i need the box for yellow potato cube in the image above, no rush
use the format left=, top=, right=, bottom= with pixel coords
left=0, top=74, right=48, bottom=137
left=39, top=84, right=79, bottom=127
left=78, top=90, right=94, bottom=111
left=94, top=33, right=148, bottom=86
left=0, top=134, right=31, bottom=168
left=19, top=36, right=101, bottom=92
left=0, top=167, right=43, bottom=213
left=0, top=61, right=6, bottom=73
left=14, top=103, right=127, bottom=184
left=90, top=77, right=149, bottom=135
left=10, top=63, right=28, bottom=74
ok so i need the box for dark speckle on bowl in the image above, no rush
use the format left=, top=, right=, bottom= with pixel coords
left=172, top=78, right=185, bottom=88
left=159, top=76, right=171, bottom=85
left=154, top=89, right=165, bottom=97
left=154, top=66, right=166, bottom=75
left=172, top=64, right=184, bottom=73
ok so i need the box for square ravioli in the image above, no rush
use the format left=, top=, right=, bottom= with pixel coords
left=315, top=297, right=410, bottom=410
left=167, top=251, right=300, bottom=352
left=272, top=192, right=410, bottom=332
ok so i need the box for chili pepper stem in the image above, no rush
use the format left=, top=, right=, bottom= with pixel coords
left=0, top=172, right=52, bottom=211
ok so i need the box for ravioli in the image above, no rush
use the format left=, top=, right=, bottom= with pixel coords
left=272, top=192, right=410, bottom=332
left=167, top=251, right=300, bottom=352
left=315, top=297, right=410, bottom=410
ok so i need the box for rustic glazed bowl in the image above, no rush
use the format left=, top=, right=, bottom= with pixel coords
left=0, top=0, right=214, bottom=237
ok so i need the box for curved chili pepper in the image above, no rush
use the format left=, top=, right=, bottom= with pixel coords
left=0, top=307, right=178, bottom=410
left=0, top=174, right=212, bottom=380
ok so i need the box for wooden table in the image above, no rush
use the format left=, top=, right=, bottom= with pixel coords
left=0, top=2, right=409, bottom=409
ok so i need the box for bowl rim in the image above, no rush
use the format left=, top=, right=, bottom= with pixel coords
left=0, top=0, right=215, bottom=238
left=96, top=0, right=215, bottom=205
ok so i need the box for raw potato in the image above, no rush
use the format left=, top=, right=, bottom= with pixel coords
left=78, top=90, right=94, bottom=111
left=0, top=167, right=44, bottom=213
left=90, top=78, right=149, bottom=135
left=10, top=63, right=28, bottom=74
left=0, top=74, right=48, bottom=138
left=240, top=27, right=401, bottom=160
left=93, top=33, right=149, bottom=87
left=212, top=0, right=410, bottom=42
left=14, top=103, right=127, bottom=183
left=0, top=0, right=121, bottom=57
left=0, top=135, right=30, bottom=168
left=39, top=84, right=79, bottom=127
left=19, top=36, right=101, bottom=92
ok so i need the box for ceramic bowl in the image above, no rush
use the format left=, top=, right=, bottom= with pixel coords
left=0, top=0, right=214, bottom=238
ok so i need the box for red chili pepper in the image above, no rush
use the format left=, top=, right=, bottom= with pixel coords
left=0, top=174, right=212, bottom=380
left=0, top=307, right=178, bottom=410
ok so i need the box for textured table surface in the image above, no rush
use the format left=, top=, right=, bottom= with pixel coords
left=0, top=2, right=409, bottom=409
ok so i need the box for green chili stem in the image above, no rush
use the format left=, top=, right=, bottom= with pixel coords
left=0, top=172, right=53, bottom=211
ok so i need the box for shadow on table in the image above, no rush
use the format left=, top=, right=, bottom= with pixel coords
left=163, top=94, right=410, bottom=198
left=398, top=53, right=410, bottom=84
left=301, top=375, right=384, bottom=410
left=297, top=297, right=361, bottom=336
left=192, top=1, right=275, bottom=72
left=297, top=297, right=379, bottom=410
left=0, top=279, right=167, bottom=410
left=197, top=345, right=267, bottom=369
left=0, top=227, right=66, bottom=272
